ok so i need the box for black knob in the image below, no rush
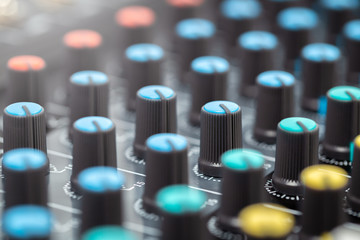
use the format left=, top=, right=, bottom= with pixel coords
left=277, top=7, right=319, bottom=71
left=142, top=133, right=188, bottom=213
left=78, top=166, right=124, bottom=233
left=254, top=70, right=295, bottom=144
left=300, top=43, right=342, bottom=112
left=189, top=56, right=229, bottom=126
left=174, top=18, right=216, bottom=82
left=156, top=184, right=207, bottom=240
left=321, top=0, right=359, bottom=43
left=272, top=117, right=319, bottom=196
left=3, top=102, right=47, bottom=154
left=343, top=19, right=360, bottom=84
left=2, top=148, right=49, bottom=208
left=133, top=85, right=177, bottom=159
left=71, top=116, right=117, bottom=188
left=301, top=164, right=348, bottom=237
left=7, top=55, right=46, bottom=106
left=124, top=43, right=164, bottom=111
left=322, top=86, right=360, bottom=163
left=347, top=135, right=360, bottom=213
left=217, top=148, right=265, bottom=233
left=238, top=203, right=295, bottom=240
left=219, top=0, right=262, bottom=55
left=237, top=30, right=283, bottom=98
left=198, top=100, right=242, bottom=177
left=69, top=71, right=109, bottom=137
left=115, top=6, right=156, bottom=57
left=82, top=226, right=138, bottom=240
left=263, top=0, right=309, bottom=25
left=3, top=205, right=53, bottom=240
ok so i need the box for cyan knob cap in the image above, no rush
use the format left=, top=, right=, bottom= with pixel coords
left=156, top=184, right=206, bottom=240
left=3, top=205, right=52, bottom=240
left=82, top=226, right=138, bottom=240
left=69, top=71, right=109, bottom=137
left=301, top=43, right=342, bottom=112
left=254, top=70, right=295, bottom=144
left=133, top=85, right=177, bottom=159
left=198, top=100, right=242, bottom=177
left=142, top=133, right=188, bottom=213
left=124, top=44, right=164, bottom=111
left=71, top=116, right=117, bottom=189
left=343, top=20, right=360, bottom=84
left=322, top=86, right=360, bottom=161
left=272, top=117, right=319, bottom=196
left=79, top=167, right=124, bottom=233
left=217, top=149, right=265, bottom=233
left=237, top=31, right=283, bottom=98
left=347, top=135, right=360, bottom=212
left=3, top=102, right=47, bottom=154
left=189, top=56, right=229, bottom=126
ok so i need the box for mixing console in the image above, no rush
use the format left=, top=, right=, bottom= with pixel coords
left=0, top=0, right=360, bottom=239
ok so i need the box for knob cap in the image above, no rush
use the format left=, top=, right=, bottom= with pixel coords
left=71, top=116, right=117, bottom=187
left=3, top=205, right=53, bottom=240
left=301, top=165, right=348, bottom=237
left=78, top=166, right=124, bottom=233
left=156, top=185, right=207, bottom=240
left=277, top=7, right=319, bottom=70
left=82, top=226, right=138, bottom=240
left=3, top=102, right=47, bottom=154
left=254, top=70, right=295, bottom=144
left=69, top=71, right=109, bottom=136
left=217, top=149, right=264, bottom=232
left=124, top=43, right=164, bottom=111
left=143, top=133, right=188, bottom=213
left=7, top=55, right=46, bottom=106
left=343, top=20, right=360, bottom=84
left=133, top=85, right=177, bottom=158
left=198, top=100, right=242, bottom=177
left=322, top=86, right=360, bottom=162
left=238, top=203, right=295, bottom=240
left=2, top=148, right=49, bottom=208
left=237, top=31, right=282, bottom=98
left=175, top=18, right=216, bottom=82
left=348, top=135, right=360, bottom=212
left=300, top=43, right=342, bottom=112
left=272, top=117, right=319, bottom=196
left=263, top=0, right=308, bottom=25
left=189, top=56, right=229, bottom=126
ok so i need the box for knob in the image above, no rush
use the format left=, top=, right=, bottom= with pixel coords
left=322, top=86, right=360, bottom=163
left=321, top=0, right=359, bottom=43
left=347, top=135, right=360, bottom=213
left=3, top=102, right=47, bottom=154
left=2, top=148, right=49, bottom=208
left=82, top=226, right=138, bottom=240
left=3, top=205, right=53, bottom=240
left=71, top=116, right=117, bottom=188
left=219, top=0, right=262, bottom=55
left=142, top=133, right=188, bottom=213
left=7, top=55, right=46, bottom=106
left=217, top=149, right=265, bottom=232
left=272, top=117, right=319, bottom=196
left=156, top=184, right=207, bottom=240
left=277, top=7, right=319, bottom=71
left=262, top=0, right=308, bottom=25
left=174, top=18, right=216, bottom=82
left=189, top=56, right=229, bottom=126
left=254, top=70, right=295, bottom=144
left=124, top=43, right=164, bottom=111
left=300, top=43, right=342, bottom=112
left=238, top=203, right=295, bottom=240
left=115, top=6, right=156, bottom=57
left=69, top=71, right=109, bottom=137
left=198, top=100, right=242, bottom=177
left=343, top=20, right=360, bottom=84
left=78, top=166, right=124, bottom=233
left=301, top=165, right=348, bottom=237
left=133, top=85, right=177, bottom=159
left=237, top=31, right=283, bottom=98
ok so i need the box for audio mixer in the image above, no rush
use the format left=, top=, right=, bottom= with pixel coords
left=0, top=0, right=360, bottom=239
